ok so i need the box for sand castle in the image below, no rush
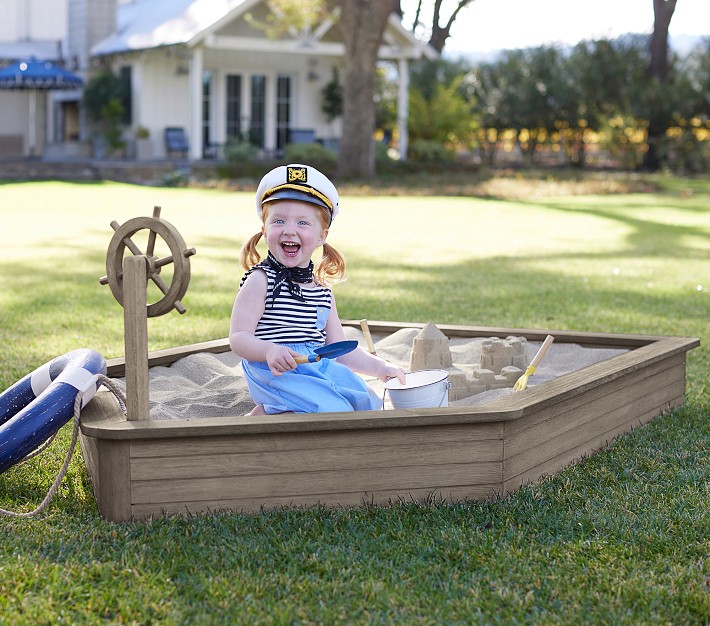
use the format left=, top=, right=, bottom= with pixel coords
left=409, top=322, right=527, bottom=400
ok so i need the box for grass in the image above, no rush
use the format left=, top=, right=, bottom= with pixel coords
left=0, top=173, right=708, bottom=624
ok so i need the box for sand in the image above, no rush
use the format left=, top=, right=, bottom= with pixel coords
left=120, top=327, right=629, bottom=420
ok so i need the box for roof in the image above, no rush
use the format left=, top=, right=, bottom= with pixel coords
left=92, top=0, right=251, bottom=56
left=91, top=0, right=435, bottom=60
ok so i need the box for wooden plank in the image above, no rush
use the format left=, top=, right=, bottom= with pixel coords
left=131, top=461, right=503, bottom=504
left=79, top=391, right=134, bottom=521
left=129, top=483, right=501, bottom=519
left=95, top=439, right=132, bottom=522
left=343, top=320, right=681, bottom=348
left=504, top=359, right=685, bottom=457
left=502, top=398, right=685, bottom=495
left=487, top=339, right=694, bottom=416
left=503, top=352, right=685, bottom=439
left=505, top=377, right=685, bottom=480
left=78, top=432, right=100, bottom=494
left=131, top=437, right=503, bottom=481
left=123, top=255, right=150, bottom=421
left=106, top=337, right=231, bottom=377
left=504, top=377, right=686, bottom=481
left=129, top=422, right=504, bottom=458
left=80, top=402, right=513, bottom=439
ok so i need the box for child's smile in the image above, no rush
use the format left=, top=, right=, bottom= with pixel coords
left=281, top=241, right=301, bottom=257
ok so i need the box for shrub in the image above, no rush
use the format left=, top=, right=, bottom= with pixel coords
left=224, top=138, right=259, bottom=163
left=657, top=129, right=710, bottom=175
left=162, top=169, right=189, bottom=187
left=284, top=143, right=338, bottom=174
left=408, top=139, right=455, bottom=163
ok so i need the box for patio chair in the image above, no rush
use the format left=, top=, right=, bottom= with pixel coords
left=164, top=127, right=189, bottom=158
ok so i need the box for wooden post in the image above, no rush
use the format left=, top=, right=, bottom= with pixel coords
left=123, top=254, right=150, bottom=420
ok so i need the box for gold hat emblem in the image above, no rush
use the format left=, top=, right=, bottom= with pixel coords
left=287, top=166, right=307, bottom=183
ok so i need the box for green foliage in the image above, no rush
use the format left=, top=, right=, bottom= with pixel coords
left=408, top=78, right=475, bottom=150
left=597, top=115, right=647, bottom=169
left=657, top=128, right=710, bottom=174
left=407, top=138, right=454, bottom=163
left=405, top=58, right=478, bottom=155
left=82, top=70, right=128, bottom=123
left=374, top=64, right=398, bottom=138
left=321, top=66, right=343, bottom=123
left=247, top=0, right=328, bottom=39
left=374, top=140, right=393, bottom=164
left=283, top=142, right=338, bottom=173
left=161, top=169, right=189, bottom=187
left=223, top=137, right=259, bottom=163
left=428, top=35, right=710, bottom=171
left=82, top=70, right=129, bottom=152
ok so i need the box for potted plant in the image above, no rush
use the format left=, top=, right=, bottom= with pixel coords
left=135, top=125, right=152, bottom=160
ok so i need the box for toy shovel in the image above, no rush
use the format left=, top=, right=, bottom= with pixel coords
left=294, top=340, right=358, bottom=364
left=513, top=335, right=554, bottom=391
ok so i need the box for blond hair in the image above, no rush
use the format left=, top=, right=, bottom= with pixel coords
left=240, top=204, right=346, bottom=287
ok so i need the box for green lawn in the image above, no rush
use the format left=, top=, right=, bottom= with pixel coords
left=0, top=175, right=708, bottom=624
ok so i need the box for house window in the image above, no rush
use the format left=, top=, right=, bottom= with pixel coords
left=250, top=75, right=266, bottom=147
left=226, top=75, right=242, bottom=140
left=202, top=70, right=212, bottom=149
left=276, top=75, right=292, bottom=151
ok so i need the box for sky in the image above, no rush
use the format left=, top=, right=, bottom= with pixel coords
left=401, top=0, right=709, bottom=56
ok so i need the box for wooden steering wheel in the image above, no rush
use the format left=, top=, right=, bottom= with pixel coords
left=100, top=206, right=196, bottom=317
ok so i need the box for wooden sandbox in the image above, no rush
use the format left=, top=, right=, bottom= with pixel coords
left=78, top=321, right=698, bottom=522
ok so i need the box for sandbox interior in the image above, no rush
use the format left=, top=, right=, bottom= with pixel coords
left=78, top=321, right=698, bottom=521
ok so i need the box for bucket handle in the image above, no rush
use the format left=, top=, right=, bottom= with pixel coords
left=382, top=380, right=453, bottom=409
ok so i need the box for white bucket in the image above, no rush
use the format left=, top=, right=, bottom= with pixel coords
left=384, top=369, right=451, bottom=409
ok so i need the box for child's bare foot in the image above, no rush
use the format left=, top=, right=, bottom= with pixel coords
left=247, top=404, right=266, bottom=416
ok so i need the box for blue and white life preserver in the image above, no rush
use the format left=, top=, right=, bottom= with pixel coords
left=0, top=349, right=106, bottom=475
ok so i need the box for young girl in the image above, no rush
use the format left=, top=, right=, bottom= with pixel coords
left=230, top=163, right=406, bottom=415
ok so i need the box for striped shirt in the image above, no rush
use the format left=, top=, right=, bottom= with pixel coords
left=240, top=263, right=332, bottom=344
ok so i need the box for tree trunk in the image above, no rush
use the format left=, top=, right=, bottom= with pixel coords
left=650, top=0, right=676, bottom=81
left=643, top=0, right=677, bottom=170
left=334, top=0, right=397, bottom=179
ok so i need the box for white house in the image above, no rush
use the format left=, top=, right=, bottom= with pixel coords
left=0, top=0, right=434, bottom=161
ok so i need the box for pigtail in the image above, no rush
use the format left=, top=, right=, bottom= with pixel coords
left=315, top=242, right=346, bottom=287
left=240, top=232, right=264, bottom=271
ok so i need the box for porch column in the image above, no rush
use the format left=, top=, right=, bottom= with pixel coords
left=189, top=45, right=203, bottom=161
left=397, top=58, right=409, bottom=161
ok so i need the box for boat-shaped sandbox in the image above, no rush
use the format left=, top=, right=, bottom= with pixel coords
left=79, top=320, right=698, bottom=522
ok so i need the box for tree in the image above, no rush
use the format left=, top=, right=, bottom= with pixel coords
left=260, top=1, right=474, bottom=177
left=329, top=0, right=398, bottom=178
left=403, top=0, right=475, bottom=53
left=643, top=0, right=678, bottom=170
left=408, top=57, right=477, bottom=152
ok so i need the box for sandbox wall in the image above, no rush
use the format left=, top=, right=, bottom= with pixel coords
left=78, top=323, right=698, bottom=522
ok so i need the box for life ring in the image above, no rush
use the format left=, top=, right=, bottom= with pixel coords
left=0, top=349, right=106, bottom=475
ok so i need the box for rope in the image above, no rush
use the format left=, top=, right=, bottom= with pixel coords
left=0, top=374, right=127, bottom=519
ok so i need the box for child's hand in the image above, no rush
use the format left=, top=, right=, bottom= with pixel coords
left=265, top=344, right=300, bottom=376
left=380, top=364, right=407, bottom=385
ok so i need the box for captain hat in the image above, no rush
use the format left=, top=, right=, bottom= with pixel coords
left=256, top=163, right=339, bottom=223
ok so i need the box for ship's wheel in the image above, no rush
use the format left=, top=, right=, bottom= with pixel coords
left=100, top=206, right=196, bottom=316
